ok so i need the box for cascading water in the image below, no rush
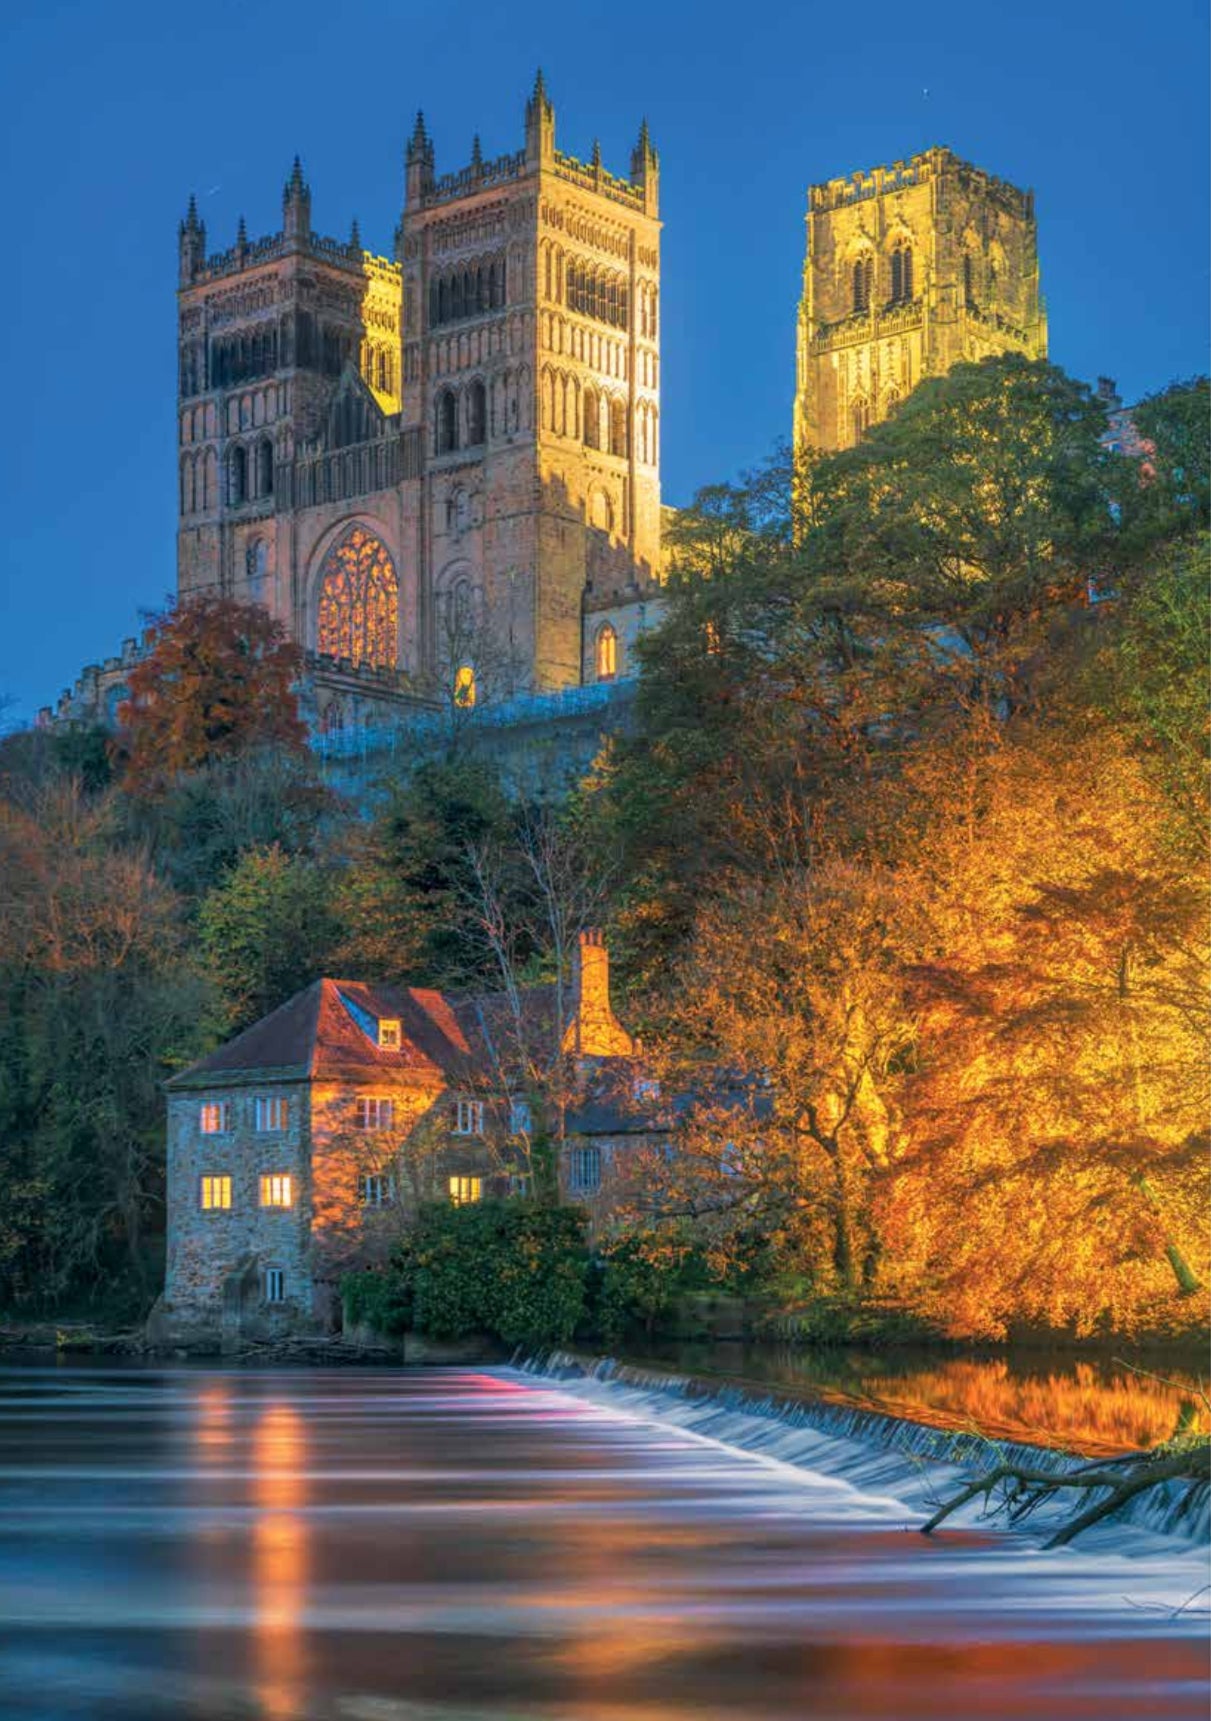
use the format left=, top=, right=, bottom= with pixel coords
left=516, top=1349, right=1211, bottom=1546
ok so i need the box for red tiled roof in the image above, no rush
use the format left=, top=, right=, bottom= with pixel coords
left=166, top=979, right=475, bottom=1091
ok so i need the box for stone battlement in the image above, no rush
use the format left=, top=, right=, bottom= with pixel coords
left=809, top=146, right=1034, bottom=220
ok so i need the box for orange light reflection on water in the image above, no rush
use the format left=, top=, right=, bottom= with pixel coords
left=252, top=1401, right=309, bottom=1721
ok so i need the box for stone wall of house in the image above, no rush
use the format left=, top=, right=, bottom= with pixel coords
left=159, top=1080, right=313, bottom=1347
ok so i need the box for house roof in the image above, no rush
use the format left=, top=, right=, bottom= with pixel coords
left=165, top=978, right=476, bottom=1091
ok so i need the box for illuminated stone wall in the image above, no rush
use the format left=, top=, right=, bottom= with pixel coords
left=794, top=147, right=1048, bottom=457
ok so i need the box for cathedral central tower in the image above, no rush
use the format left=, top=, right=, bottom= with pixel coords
left=794, top=147, right=1046, bottom=458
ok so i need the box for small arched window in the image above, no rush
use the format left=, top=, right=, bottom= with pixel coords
left=436, top=389, right=458, bottom=455
left=453, top=663, right=476, bottom=709
left=851, top=398, right=869, bottom=444
left=466, top=380, right=486, bottom=447
left=963, top=251, right=977, bottom=309
left=246, top=538, right=267, bottom=598
left=583, top=385, right=600, bottom=449
left=595, top=623, right=618, bottom=681
left=229, top=444, right=247, bottom=506
left=257, top=438, right=274, bottom=497
left=852, top=256, right=872, bottom=314
left=609, top=398, right=627, bottom=458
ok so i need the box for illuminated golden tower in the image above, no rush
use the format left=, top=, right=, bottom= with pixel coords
left=793, top=147, right=1047, bottom=457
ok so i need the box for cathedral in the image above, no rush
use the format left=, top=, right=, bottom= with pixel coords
left=43, top=118, right=1050, bottom=735
left=176, top=73, right=663, bottom=728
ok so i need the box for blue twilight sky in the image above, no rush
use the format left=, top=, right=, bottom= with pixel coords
left=0, top=0, right=1207, bottom=721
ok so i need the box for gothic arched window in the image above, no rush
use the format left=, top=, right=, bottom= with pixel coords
left=453, top=663, right=476, bottom=708
left=609, top=398, right=627, bottom=458
left=229, top=444, right=247, bottom=506
left=852, top=257, right=872, bottom=314
left=316, top=526, right=399, bottom=669
left=257, top=438, right=274, bottom=497
left=246, top=538, right=267, bottom=598
left=851, top=398, right=869, bottom=445
left=963, top=251, right=977, bottom=310
left=466, top=380, right=486, bottom=447
left=890, top=244, right=914, bottom=305
left=583, top=385, right=600, bottom=449
left=436, top=389, right=458, bottom=455
left=595, top=623, right=618, bottom=681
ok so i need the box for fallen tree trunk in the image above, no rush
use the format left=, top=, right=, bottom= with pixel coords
left=921, top=1439, right=1211, bottom=1548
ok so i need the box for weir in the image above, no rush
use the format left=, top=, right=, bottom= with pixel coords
left=516, top=1350, right=1211, bottom=1547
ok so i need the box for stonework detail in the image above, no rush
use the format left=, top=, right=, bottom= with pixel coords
left=794, top=147, right=1048, bottom=458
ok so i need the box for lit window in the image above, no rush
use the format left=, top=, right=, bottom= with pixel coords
left=254, top=1096, right=288, bottom=1133
left=199, top=1100, right=232, bottom=1135
left=377, top=1019, right=401, bottom=1050
left=360, top=1173, right=395, bottom=1208
left=568, top=1145, right=602, bottom=1195
left=357, top=1096, right=395, bottom=1131
left=260, top=1174, right=293, bottom=1209
left=454, top=1099, right=484, bottom=1136
left=449, top=1175, right=482, bottom=1207
left=595, top=623, right=617, bottom=682
left=200, top=1175, right=232, bottom=1211
left=453, top=663, right=476, bottom=708
left=316, top=525, right=399, bottom=672
left=264, top=1268, right=285, bottom=1303
left=509, top=1098, right=532, bottom=1135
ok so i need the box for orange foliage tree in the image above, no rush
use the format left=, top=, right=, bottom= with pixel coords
left=117, top=596, right=305, bottom=791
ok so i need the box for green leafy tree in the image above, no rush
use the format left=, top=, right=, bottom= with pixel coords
left=198, top=843, right=344, bottom=1032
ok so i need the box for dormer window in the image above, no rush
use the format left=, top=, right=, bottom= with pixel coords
left=378, top=1019, right=401, bottom=1050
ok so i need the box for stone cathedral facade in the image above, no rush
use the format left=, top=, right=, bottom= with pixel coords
left=175, top=75, right=662, bottom=726
left=794, top=147, right=1047, bottom=458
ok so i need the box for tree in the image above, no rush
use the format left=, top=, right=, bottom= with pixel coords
left=0, top=781, right=211, bottom=1310
left=116, top=596, right=305, bottom=792
left=197, top=843, right=344, bottom=1033
left=801, top=356, right=1119, bottom=683
left=1127, top=375, right=1210, bottom=542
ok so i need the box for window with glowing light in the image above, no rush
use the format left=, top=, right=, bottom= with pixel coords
left=316, top=526, right=399, bottom=669
left=254, top=1096, right=288, bottom=1132
left=357, top=1096, right=395, bottom=1131
left=259, top=1174, right=293, bottom=1209
left=449, top=1175, right=482, bottom=1207
left=454, top=1099, right=484, bottom=1136
left=377, top=1019, right=401, bottom=1050
left=453, top=663, right=477, bottom=708
left=199, top=1100, right=232, bottom=1135
left=594, top=623, right=617, bottom=681
left=200, top=1175, right=232, bottom=1211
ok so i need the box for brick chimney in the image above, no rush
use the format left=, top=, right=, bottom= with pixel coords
left=563, top=929, right=634, bottom=1059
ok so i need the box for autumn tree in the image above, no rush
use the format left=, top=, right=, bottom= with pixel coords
left=117, top=595, right=306, bottom=792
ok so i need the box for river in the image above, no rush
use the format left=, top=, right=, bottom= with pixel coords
left=0, top=1363, right=1206, bottom=1719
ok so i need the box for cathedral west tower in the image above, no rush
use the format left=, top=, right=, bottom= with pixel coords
left=174, top=76, right=661, bottom=722
left=794, top=147, right=1047, bottom=458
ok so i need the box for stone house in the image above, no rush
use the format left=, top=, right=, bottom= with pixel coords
left=153, top=930, right=654, bottom=1347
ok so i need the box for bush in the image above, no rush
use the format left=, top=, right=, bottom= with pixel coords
left=341, top=1268, right=412, bottom=1336
left=594, top=1228, right=703, bottom=1343
left=373, top=1201, right=590, bottom=1346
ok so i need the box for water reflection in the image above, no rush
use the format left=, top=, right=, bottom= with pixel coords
left=630, top=1341, right=1210, bottom=1455
left=0, top=1364, right=1204, bottom=1721
left=252, top=1401, right=308, bottom=1720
